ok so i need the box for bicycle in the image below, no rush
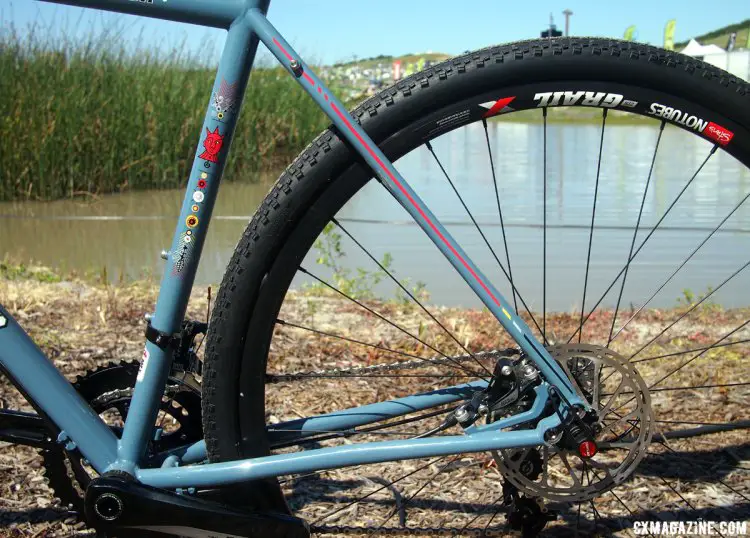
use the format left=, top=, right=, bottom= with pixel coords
left=2, top=0, right=749, bottom=536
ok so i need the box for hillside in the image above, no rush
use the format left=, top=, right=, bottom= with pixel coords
left=332, top=52, right=450, bottom=70
left=675, top=19, right=750, bottom=50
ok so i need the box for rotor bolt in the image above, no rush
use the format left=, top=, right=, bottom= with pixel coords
left=477, top=403, right=489, bottom=416
left=160, top=249, right=169, bottom=260
left=144, top=313, right=153, bottom=322
left=500, top=365, right=513, bottom=376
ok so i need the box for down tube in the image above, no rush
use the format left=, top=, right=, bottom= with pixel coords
left=245, top=9, right=582, bottom=405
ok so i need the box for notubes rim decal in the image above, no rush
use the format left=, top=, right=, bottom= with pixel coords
left=186, top=215, right=199, bottom=228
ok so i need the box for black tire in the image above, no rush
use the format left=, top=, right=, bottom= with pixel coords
left=201, top=37, right=750, bottom=518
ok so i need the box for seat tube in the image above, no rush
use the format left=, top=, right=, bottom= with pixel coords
left=111, top=3, right=268, bottom=473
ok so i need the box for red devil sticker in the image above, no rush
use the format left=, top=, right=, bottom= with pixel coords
left=199, top=127, right=225, bottom=163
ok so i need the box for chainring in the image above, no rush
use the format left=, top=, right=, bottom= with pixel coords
left=493, top=344, right=653, bottom=503
left=41, top=361, right=203, bottom=516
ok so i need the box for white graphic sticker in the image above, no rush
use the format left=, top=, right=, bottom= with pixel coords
left=137, top=348, right=150, bottom=382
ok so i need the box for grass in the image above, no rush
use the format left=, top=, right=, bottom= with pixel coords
left=0, top=23, right=343, bottom=202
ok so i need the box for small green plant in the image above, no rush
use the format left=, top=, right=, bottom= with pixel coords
left=675, top=286, right=721, bottom=311
left=307, top=223, right=429, bottom=304
left=0, top=257, right=61, bottom=282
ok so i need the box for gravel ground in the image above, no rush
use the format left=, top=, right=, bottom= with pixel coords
left=0, top=271, right=748, bottom=537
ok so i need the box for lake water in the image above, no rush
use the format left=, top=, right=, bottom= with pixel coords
left=2, top=119, right=749, bottom=312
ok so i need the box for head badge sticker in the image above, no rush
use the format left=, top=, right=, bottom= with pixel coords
left=199, top=127, right=224, bottom=164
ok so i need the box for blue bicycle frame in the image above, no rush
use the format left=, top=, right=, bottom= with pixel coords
left=0, top=0, right=586, bottom=489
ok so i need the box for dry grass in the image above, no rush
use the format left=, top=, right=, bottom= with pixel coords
left=1, top=271, right=749, bottom=537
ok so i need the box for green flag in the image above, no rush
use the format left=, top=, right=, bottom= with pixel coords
left=624, top=25, right=636, bottom=41
left=664, top=20, right=676, bottom=50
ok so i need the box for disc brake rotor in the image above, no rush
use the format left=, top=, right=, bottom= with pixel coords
left=493, top=344, right=653, bottom=503
left=40, top=361, right=203, bottom=516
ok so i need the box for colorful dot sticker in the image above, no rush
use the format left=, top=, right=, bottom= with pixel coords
left=192, top=204, right=200, bottom=212
left=186, top=230, right=192, bottom=235
left=197, top=179, right=207, bottom=189
left=183, top=235, right=192, bottom=243
left=186, top=215, right=199, bottom=228
left=192, top=191, right=205, bottom=203
left=200, top=172, right=208, bottom=179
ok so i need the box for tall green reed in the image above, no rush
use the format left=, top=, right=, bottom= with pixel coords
left=0, top=23, right=337, bottom=201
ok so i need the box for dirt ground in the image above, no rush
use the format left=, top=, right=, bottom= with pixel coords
left=0, top=270, right=748, bottom=537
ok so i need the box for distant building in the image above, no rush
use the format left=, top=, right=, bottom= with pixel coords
left=681, top=39, right=749, bottom=82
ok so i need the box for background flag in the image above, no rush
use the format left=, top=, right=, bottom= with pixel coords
left=624, top=25, right=636, bottom=41
left=664, top=19, right=676, bottom=50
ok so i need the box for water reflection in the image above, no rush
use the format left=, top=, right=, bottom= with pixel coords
left=1, top=119, right=749, bottom=311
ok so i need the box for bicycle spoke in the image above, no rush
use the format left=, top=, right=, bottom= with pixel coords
left=633, top=338, right=750, bottom=364
left=602, top=381, right=750, bottom=396
left=298, top=266, right=491, bottom=378
left=482, top=118, right=518, bottom=315
left=482, top=498, right=504, bottom=533
left=425, top=140, right=547, bottom=343
left=567, top=145, right=719, bottom=343
left=650, top=441, right=750, bottom=472
left=330, top=217, right=481, bottom=363
left=366, top=455, right=461, bottom=536
left=458, top=493, right=504, bottom=534
left=647, top=319, right=750, bottom=391
left=610, top=192, right=750, bottom=342
left=607, top=121, right=665, bottom=344
left=275, top=318, right=443, bottom=364
left=626, top=259, right=750, bottom=360
left=312, top=457, right=444, bottom=525
left=589, top=468, right=656, bottom=538
left=610, top=318, right=750, bottom=416
left=271, top=408, right=454, bottom=450
left=654, top=441, right=750, bottom=503
left=542, top=108, right=548, bottom=341
left=577, top=109, right=607, bottom=343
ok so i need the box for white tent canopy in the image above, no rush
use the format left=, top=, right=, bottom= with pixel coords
left=681, top=39, right=725, bottom=57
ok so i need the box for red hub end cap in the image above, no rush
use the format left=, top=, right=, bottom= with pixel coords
left=579, top=440, right=598, bottom=458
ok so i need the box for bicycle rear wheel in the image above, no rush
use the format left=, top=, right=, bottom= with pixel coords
left=203, top=38, right=750, bottom=535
